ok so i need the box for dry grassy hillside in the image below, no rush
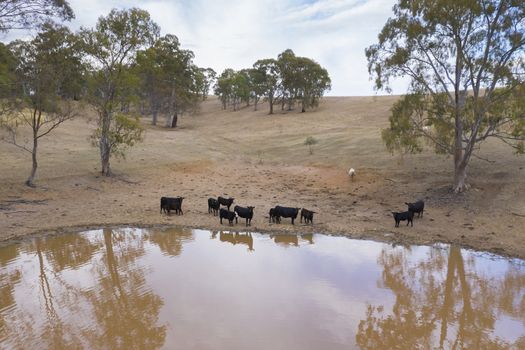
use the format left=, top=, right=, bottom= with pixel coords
left=1, top=96, right=524, bottom=258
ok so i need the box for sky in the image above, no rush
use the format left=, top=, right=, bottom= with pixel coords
left=0, top=0, right=409, bottom=96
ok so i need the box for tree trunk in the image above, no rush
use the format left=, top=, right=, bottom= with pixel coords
left=453, top=94, right=469, bottom=193
left=100, top=111, right=112, bottom=176
left=100, top=137, right=111, bottom=176
left=453, top=161, right=468, bottom=193
left=152, top=109, right=157, bottom=126
left=171, top=112, right=178, bottom=128
left=439, top=246, right=457, bottom=348
left=26, top=135, right=38, bottom=187
left=269, top=94, right=274, bottom=115
left=301, top=98, right=306, bottom=113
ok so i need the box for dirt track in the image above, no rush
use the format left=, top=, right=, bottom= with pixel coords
left=1, top=96, right=524, bottom=258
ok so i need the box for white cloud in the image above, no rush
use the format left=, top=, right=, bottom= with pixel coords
left=0, top=0, right=409, bottom=96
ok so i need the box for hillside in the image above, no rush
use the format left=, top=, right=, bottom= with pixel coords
left=1, top=96, right=524, bottom=258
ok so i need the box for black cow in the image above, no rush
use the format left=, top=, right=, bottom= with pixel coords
left=406, top=200, right=425, bottom=218
left=274, top=206, right=300, bottom=225
left=219, top=208, right=237, bottom=225
left=160, top=196, right=184, bottom=215
left=208, top=198, right=220, bottom=216
left=218, top=196, right=235, bottom=210
left=392, top=211, right=414, bottom=227
left=234, top=205, right=254, bottom=226
left=269, top=207, right=280, bottom=223
left=300, top=208, right=316, bottom=224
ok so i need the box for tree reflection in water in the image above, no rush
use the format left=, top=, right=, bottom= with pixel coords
left=0, top=244, right=21, bottom=343
left=356, top=245, right=525, bottom=349
left=81, top=228, right=166, bottom=349
left=2, top=229, right=524, bottom=349
left=0, top=229, right=166, bottom=349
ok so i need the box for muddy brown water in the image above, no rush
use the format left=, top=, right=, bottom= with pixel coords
left=0, top=227, right=524, bottom=350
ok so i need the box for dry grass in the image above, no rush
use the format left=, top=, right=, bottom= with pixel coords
left=1, top=96, right=524, bottom=258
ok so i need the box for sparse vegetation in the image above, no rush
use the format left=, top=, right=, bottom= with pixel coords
left=304, top=136, right=318, bottom=155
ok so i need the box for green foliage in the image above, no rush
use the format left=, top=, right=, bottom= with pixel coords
left=216, top=50, right=330, bottom=113
left=304, top=136, right=318, bottom=155
left=214, top=68, right=235, bottom=109
left=135, top=34, right=200, bottom=123
left=293, top=56, right=331, bottom=112
left=7, top=21, right=83, bottom=112
left=194, top=67, right=216, bottom=100
left=80, top=7, right=160, bottom=108
left=0, top=22, right=82, bottom=185
left=91, top=113, right=144, bottom=159
left=367, top=0, right=525, bottom=190
left=80, top=8, right=160, bottom=173
left=0, top=43, right=17, bottom=98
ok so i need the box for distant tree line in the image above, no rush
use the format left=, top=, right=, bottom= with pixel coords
left=214, top=49, right=331, bottom=114
left=0, top=5, right=216, bottom=184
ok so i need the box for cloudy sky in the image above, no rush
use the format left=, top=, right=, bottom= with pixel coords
left=1, top=0, right=409, bottom=96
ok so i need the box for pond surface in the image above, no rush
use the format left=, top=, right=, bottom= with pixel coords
left=0, top=227, right=524, bottom=349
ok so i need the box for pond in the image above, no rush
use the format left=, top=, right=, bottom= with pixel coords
left=0, top=227, right=524, bottom=349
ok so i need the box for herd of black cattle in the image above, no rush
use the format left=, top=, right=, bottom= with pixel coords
left=160, top=196, right=425, bottom=228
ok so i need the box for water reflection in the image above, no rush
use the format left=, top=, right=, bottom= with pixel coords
left=356, top=245, right=525, bottom=349
left=0, top=228, right=523, bottom=350
left=0, top=228, right=166, bottom=349
left=149, top=227, right=193, bottom=256
left=217, top=231, right=255, bottom=251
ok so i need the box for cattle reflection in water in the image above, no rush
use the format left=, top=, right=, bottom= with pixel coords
left=271, top=234, right=315, bottom=247
left=216, top=231, right=255, bottom=251
left=271, top=234, right=299, bottom=246
left=213, top=232, right=315, bottom=250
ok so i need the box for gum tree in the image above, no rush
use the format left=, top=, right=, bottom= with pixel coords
left=366, top=0, right=525, bottom=192
left=0, top=23, right=83, bottom=186
left=80, top=8, right=159, bottom=176
left=253, top=58, right=280, bottom=114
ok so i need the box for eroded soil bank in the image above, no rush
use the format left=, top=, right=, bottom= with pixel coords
left=1, top=159, right=524, bottom=259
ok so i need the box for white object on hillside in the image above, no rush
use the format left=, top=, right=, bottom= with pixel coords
left=348, top=168, right=356, bottom=180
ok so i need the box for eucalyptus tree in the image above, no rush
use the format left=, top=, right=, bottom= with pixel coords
left=0, top=22, right=84, bottom=186
left=80, top=8, right=159, bottom=176
left=234, top=69, right=251, bottom=109
left=277, top=49, right=299, bottom=110
left=366, top=0, right=525, bottom=192
left=247, top=67, right=266, bottom=111
left=294, top=56, right=331, bottom=112
left=136, top=34, right=201, bottom=128
left=253, top=58, right=280, bottom=114
left=195, top=67, right=216, bottom=101
left=215, top=68, right=235, bottom=109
